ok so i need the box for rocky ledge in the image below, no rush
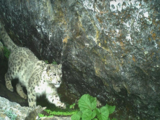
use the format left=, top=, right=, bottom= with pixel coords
left=0, top=96, right=70, bottom=120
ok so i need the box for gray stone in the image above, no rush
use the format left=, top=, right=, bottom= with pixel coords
left=0, top=96, right=32, bottom=120
left=68, top=0, right=77, bottom=7
left=0, top=96, right=70, bottom=120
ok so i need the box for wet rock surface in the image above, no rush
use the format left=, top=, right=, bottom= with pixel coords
left=0, top=0, right=160, bottom=119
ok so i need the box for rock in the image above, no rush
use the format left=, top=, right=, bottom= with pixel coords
left=0, top=0, right=160, bottom=119
left=0, top=96, right=70, bottom=120
left=25, top=106, right=46, bottom=120
left=0, top=96, right=32, bottom=120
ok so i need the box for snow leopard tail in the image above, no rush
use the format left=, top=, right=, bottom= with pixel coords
left=0, top=21, right=18, bottom=52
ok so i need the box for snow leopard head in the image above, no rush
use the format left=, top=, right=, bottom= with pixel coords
left=42, top=64, right=62, bottom=88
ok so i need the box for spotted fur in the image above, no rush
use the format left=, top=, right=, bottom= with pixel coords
left=0, top=22, right=66, bottom=109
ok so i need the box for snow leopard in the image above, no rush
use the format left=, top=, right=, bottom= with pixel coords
left=0, top=22, right=66, bottom=109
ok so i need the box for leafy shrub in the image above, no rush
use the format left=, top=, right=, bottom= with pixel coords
left=71, top=94, right=116, bottom=120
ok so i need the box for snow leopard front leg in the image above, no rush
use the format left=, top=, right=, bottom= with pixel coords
left=27, top=86, right=37, bottom=108
left=46, top=93, right=66, bottom=109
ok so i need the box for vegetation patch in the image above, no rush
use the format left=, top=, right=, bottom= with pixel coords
left=38, top=94, right=117, bottom=120
left=39, top=109, right=77, bottom=118
left=44, top=59, right=57, bottom=65
left=3, top=46, right=10, bottom=58
left=71, top=94, right=116, bottom=120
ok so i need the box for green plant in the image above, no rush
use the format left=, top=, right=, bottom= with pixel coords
left=44, top=60, right=57, bottom=65
left=3, top=46, right=10, bottom=58
left=52, top=60, right=57, bottom=65
left=39, top=113, right=53, bottom=118
left=44, top=60, right=49, bottom=64
left=70, top=103, right=76, bottom=109
left=71, top=94, right=116, bottom=120
left=39, top=108, right=77, bottom=118
left=5, top=110, right=17, bottom=120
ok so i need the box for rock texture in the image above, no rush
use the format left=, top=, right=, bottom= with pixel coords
left=0, top=96, right=70, bottom=120
left=0, top=96, right=34, bottom=120
left=0, top=0, right=160, bottom=119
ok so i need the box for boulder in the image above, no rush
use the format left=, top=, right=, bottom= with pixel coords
left=0, top=96, right=35, bottom=120
left=0, top=96, right=70, bottom=120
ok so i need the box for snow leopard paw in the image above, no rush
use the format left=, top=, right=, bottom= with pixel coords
left=57, top=102, right=66, bottom=109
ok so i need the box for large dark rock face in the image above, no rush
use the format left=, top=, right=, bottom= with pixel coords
left=0, top=0, right=160, bottom=119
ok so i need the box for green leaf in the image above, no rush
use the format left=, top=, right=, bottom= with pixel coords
left=96, top=106, right=109, bottom=120
left=71, top=113, right=81, bottom=120
left=111, top=118, right=117, bottom=120
left=96, top=108, right=101, bottom=119
left=93, top=118, right=98, bottom=120
left=70, top=103, right=76, bottom=109
left=78, top=94, right=97, bottom=111
left=91, top=109, right=97, bottom=119
left=105, top=104, right=116, bottom=114
left=82, top=109, right=93, bottom=120
left=44, top=109, right=51, bottom=114
left=81, top=109, right=96, bottom=120
left=38, top=114, right=44, bottom=117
